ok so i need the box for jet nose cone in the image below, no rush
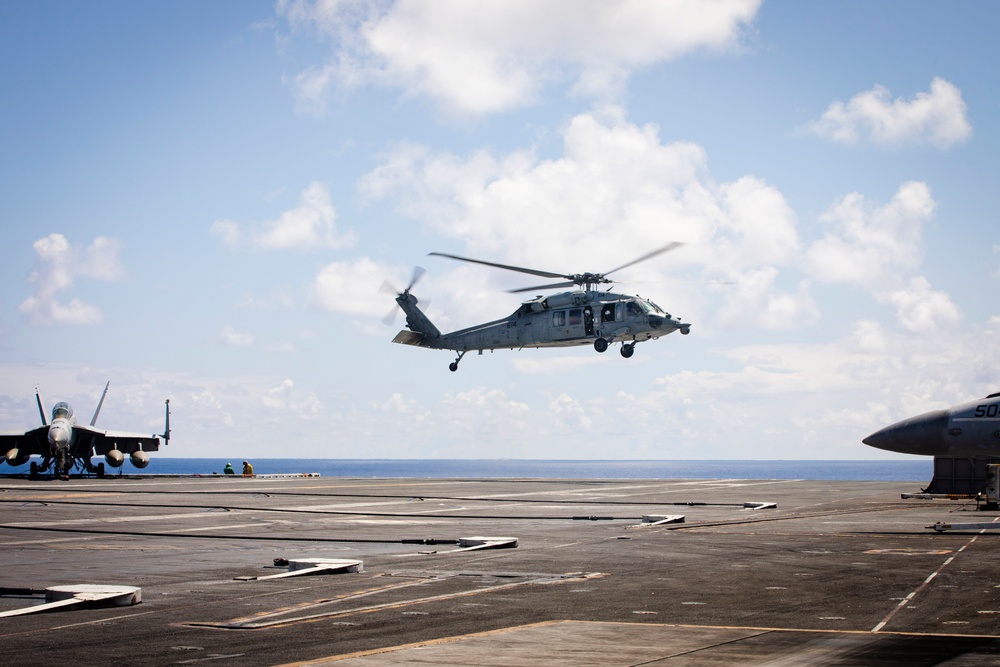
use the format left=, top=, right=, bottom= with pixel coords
left=861, top=426, right=893, bottom=451
left=863, top=410, right=949, bottom=455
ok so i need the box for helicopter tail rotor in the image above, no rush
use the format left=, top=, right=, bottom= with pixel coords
left=380, top=267, right=426, bottom=326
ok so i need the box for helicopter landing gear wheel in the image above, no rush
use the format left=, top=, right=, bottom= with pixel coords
left=449, top=351, right=467, bottom=372
left=594, top=337, right=609, bottom=353
left=620, top=343, right=635, bottom=358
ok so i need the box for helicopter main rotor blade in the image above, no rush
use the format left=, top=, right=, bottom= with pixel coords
left=604, top=241, right=684, bottom=277
left=508, top=281, right=578, bottom=294
left=429, top=252, right=568, bottom=280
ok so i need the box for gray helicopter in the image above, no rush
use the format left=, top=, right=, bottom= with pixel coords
left=384, top=243, right=691, bottom=371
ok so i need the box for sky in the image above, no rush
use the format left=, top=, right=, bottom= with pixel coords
left=1, top=0, right=998, bottom=461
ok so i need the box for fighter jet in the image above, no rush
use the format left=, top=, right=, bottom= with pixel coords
left=0, top=383, right=170, bottom=479
left=863, top=392, right=1000, bottom=457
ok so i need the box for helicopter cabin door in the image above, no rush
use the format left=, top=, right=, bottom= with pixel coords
left=550, top=307, right=589, bottom=341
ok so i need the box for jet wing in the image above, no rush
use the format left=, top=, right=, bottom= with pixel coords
left=72, top=425, right=162, bottom=455
left=0, top=427, right=49, bottom=456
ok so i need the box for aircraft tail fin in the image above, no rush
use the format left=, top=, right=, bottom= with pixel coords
left=35, top=385, right=47, bottom=426
left=395, top=293, right=440, bottom=341
left=162, top=400, right=171, bottom=444
left=90, top=381, right=110, bottom=426
left=380, top=268, right=440, bottom=344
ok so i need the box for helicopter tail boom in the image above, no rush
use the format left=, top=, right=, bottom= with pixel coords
left=393, top=292, right=441, bottom=345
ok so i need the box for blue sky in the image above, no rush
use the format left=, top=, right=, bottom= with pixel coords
left=1, top=1, right=998, bottom=461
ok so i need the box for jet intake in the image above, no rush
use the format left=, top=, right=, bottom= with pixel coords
left=6, top=448, right=30, bottom=467
left=130, top=450, right=149, bottom=469
left=105, top=449, right=125, bottom=468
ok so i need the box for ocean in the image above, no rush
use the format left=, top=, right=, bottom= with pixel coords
left=101, top=458, right=931, bottom=482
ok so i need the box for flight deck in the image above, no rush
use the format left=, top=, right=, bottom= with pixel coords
left=1, top=474, right=999, bottom=665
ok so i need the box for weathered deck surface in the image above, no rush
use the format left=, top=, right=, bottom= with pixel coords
left=1, top=475, right=998, bottom=666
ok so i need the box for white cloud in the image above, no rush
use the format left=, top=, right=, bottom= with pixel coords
left=548, top=392, right=592, bottom=429
left=512, top=354, right=608, bottom=375
left=851, top=319, right=888, bottom=353
left=220, top=325, right=254, bottom=347
left=18, top=233, right=125, bottom=325
left=79, top=236, right=125, bottom=282
left=632, top=318, right=1000, bottom=458
left=278, top=0, right=761, bottom=115
left=212, top=182, right=355, bottom=251
left=312, top=256, right=400, bottom=317
left=714, top=268, right=819, bottom=330
left=805, top=181, right=935, bottom=288
left=804, top=182, right=962, bottom=333
left=210, top=220, right=242, bottom=248
left=360, top=108, right=808, bottom=331
left=3, top=296, right=999, bottom=460
left=262, top=379, right=293, bottom=408
left=882, top=276, right=962, bottom=333
left=804, top=77, right=972, bottom=149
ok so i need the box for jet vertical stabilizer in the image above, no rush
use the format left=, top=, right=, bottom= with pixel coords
left=91, top=382, right=110, bottom=426
left=35, top=385, right=47, bottom=426
left=162, top=399, right=171, bottom=443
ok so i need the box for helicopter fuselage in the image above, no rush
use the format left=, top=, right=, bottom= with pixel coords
left=388, top=244, right=692, bottom=371
left=447, top=291, right=685, bottom=350
left=392, top=289, right=690, bottom=370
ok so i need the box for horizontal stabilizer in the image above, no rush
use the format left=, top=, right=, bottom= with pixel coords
left=392, top=330, right=425, bottom=346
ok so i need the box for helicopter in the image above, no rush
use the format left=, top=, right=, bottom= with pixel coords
left=383, top=242, right=691, bottom=371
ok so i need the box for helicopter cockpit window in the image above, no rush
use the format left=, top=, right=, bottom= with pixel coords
left=626, top=301, right=644, bottom=317
left=52, top=402, right=73, bottom=420
left=601, top=304, right=615, bottom=322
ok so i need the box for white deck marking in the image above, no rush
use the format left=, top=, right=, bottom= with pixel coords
left=871, top=516, right=999, bottom=632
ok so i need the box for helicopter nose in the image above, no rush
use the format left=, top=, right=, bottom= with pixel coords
left=648, top=314, right=665, bottom=329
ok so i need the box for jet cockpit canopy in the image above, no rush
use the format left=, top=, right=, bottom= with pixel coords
left=51, top=402, right=73, bottom=420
